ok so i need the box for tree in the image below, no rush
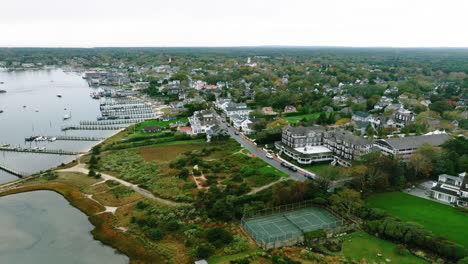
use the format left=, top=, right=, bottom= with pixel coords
left=193, top=244, right=215, bottom=258
left=330, top=189, right=364, bottom=216
left=178, top=168, right=189, bottom=180
left=205, top=227, right=233, bottom=248
left=429, top=100, right=453, bottom=114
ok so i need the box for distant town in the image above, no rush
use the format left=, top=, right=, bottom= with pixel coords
left=0, top=47, right=467, bottom=264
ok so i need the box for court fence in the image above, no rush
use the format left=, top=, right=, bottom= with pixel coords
left=241, top=200, right=346, bottom=249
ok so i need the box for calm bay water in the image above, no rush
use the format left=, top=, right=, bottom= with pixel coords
left=0, top=71, right=129, bottom=263
left=0, top=69, right=115, bottom=180
left=0, top=191, right=128, bottom=264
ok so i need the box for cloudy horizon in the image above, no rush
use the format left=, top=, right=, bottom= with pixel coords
left=1, top=0, right=467, bottom=48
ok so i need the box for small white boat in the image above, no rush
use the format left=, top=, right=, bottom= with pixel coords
left=48, top=137, right=57, bottom=142
left=63, top=114, right=71, bottom=120
left=39, top=147, right=46, bottom=151
left=35, top=109, right=39, bottom=112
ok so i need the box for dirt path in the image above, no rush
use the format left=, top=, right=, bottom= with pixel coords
left=58, top=164, right=186, bottom=207
left=247, top=177, right=289, bottom=195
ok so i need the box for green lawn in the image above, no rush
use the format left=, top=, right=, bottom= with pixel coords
left=135, top=117, right=188, bottom=132
left=258, top=166, right=288, bottom=178
left=366, top=192, right=468, bottom=247
left=304, top=163, right=332, bottom=175
left=283, top=113, right=320, bottom=123
left=342, top=232, right=428, bottom=264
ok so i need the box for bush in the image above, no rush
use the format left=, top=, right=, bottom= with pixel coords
left=163, top=220, right=180, bottom=231
left=312, top=197, right=328, bottom=205
left=149, top=228, right=164, bottom=241
left=135, top=201, right=148, bottom=210
left=88, top=170, right=96, bottom=177
left=205, top=227, right=233, bottom=248
left=193, top=243, right=215, bottom=258
left=395, top=244, right=409, bottom=256
left=300, top=250, right=322, bottom=261
left=223, top=236, right=249, bottom=255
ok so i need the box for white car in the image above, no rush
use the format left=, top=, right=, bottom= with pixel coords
left=266, top=153, right=273, bottom=159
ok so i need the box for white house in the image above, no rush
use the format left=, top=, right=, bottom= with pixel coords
left=189, top=110, right=217, bottom=134
left=224, top=103, right=252, bottom=117
left=432, top=172, right=468, bottom=206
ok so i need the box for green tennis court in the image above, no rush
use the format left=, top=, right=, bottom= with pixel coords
left=243, top=207, right=341, bottom=244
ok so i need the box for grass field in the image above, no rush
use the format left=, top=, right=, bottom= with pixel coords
left=366, top=192, right=468, bottom=247
left=137, top=142, right=207, bottom=162
left=342, top=232, right=428, bottom=264
left=135, top=117, right=188, bottom=132
left=283, top=113, right=320, bottom=123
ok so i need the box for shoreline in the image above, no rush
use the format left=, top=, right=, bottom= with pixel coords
left=0, top=181, right=163, bottom=264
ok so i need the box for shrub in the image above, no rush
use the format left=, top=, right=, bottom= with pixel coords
left=193, top=243, right=215, bottom=258
left=205, top=227, right=233, bottom=248
left=163, top=220, right=180, bottom=231
left=312, top=197, right=328, bottom=205
left=223, top=236, right=249, bottom=255
left=149, top=228, right=164, bottom=241
left=135, top=201, right=148, bottom=210
left=395, top=244, right=409, bottom=256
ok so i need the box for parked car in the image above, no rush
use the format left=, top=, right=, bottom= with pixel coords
left=266, top=153, right=273, bottom=159
left=280, top=162, right=288, bottom=168
left=289, top=166, right=298, bottom=172
left=234, top=131, right=239, bottom=135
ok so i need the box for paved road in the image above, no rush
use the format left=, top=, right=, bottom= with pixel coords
left=214, top=112, right=309, bottom=182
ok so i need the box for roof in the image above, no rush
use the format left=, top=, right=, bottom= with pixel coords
left=284, top=125, right=325, bottom=135
left=142, top=125, right=162, bottom=131
left=353, top=111, right=370, bottom=118
left=179, top=126, right=192, bottom=133
left=195, top=260, right=208, bottom=264
left=330, top=129, right=372, bottom=146
left=431, top=183, right=459, bottom=196
left=375, top=134, right=450, bottom=150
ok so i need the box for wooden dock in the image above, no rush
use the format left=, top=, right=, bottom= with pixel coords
left=0, top=164, right=26, bottom=178
left=61, top=125, right=126, bottom=131
left=80, top=118, right=150, bottom=125
left=0, top=146, right=83, bottom=155
left=25, top=135, right=105, bottom=141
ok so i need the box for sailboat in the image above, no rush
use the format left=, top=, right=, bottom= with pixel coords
left=63, top=108, right=72, bottom=120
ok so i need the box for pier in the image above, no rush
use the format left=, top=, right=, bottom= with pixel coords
left=61, top=125, right=126, bottom=131
left=80, top=118, right=150, bottom=125
left=25, top=135, right=105, bottom=142
left=0, top=164, right=26, bottom=178
left=101, top=109, right=154, bottom=116
left=100, top=104, right=151, bottom=111
left=0, top=146, right=83, bottom=155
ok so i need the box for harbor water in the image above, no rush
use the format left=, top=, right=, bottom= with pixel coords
left=0, top=69, right=115, bottom=181
left=0, top=190, right=129, bottom=264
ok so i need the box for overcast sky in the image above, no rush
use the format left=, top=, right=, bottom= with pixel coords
left=1, top=0, right=467, bottom=47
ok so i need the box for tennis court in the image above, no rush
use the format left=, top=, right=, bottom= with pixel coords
left=243, top=207, right=341, bottom=244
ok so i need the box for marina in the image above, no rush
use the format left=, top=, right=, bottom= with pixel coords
left=0, top=146, right=84, bottom=155
left=0, top=69, right=157, bottom=182
left=25, top=135, right=105, bottom=142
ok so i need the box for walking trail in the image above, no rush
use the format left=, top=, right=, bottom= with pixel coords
left=58, top=163, right=185, bottom=207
